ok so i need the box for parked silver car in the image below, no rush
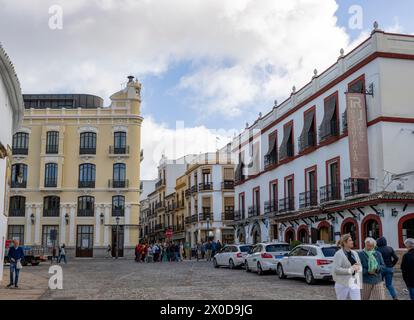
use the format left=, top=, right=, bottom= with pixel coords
left=213, top=244, right=253, bottom=269
left=244, top=242, right=290, bottom=275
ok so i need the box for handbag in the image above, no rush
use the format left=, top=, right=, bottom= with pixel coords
left=16, top=260, right=23, bottom=270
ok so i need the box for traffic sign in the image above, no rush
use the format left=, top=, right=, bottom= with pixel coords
left=165, top=229, right=173, bottom=238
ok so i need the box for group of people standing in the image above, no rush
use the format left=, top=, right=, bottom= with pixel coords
left=194, top=240, right=222, bottom=261
left=51, top=244, right=67, bottom=264
left=134, top=241, right=184, bottom=262
left=332, top=234, right=414, bottom=300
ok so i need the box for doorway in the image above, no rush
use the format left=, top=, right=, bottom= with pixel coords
left=111, top=225, right=124, bottom=257
left=76, top=225, right=94, bottom=257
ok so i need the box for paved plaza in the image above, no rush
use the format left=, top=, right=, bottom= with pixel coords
left=0, top=259, right=411, bottom=300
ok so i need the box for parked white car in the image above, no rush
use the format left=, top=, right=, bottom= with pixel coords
left=244, top=242, right=291, bottom=275
left=213, top=244, right=253, bottom=269
left=276, top=244, right=339, bottom=285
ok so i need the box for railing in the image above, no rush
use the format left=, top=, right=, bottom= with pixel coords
left=320, top=183, right=341, bottom=203
left=279, top=197, right=295, bottom=213
left=342, top=111, right=348, bottom=133
left=234, top=210, right=242, bottom=221
left=44, top=179, right=57, bottom=188
left=77, top=209, right=94, bottom=217
left=43, top=208, right=60, bottom=217
left=319, top=119, right=339, bottom=142
left=264, top=152, right=277, bottom=168
left=46, top=146, right=59, bottom=154
left=155, top=224, right=163, bottom=231
left=173, top=225, right=184, bottom=232
left=191, top=214, right=198, bottom=223
left=78, top=180, right=95, bottom=188
left=279, top=143, right=294, bottom=161
left=199, top=212, right=213, bottom=221
left=235, top=164, right=245, bottom=183
left=191, top=185, right=198, bottom=193
left=79, top=147, right=96, bottom=155
left=9, top=208, right=25, bottom=217
left=198, top=182, right=213, bottom=191
left=185, top=216, right=192, bottom=224
left=11, top=180, right=27, bottom=188
left=12, top=148, right=28, bottom=155
left=344, top=178, right=369, bottom=197
left=155, top=201, right=165, bottom=210
left=221, top=180, right=234, bottom=190
left=185, top=188, right=191, bottom=198
left=222, top=210, right=235, bottom=221
left=155, top=178, right=165, bottom=189
left=112, top=208, right=125, bottom=217
left=299, top=190, right=318, bottom=208
left=108, top=179, right=129, bottom=188
left=298, top=132, right=316, bottom=153
left=248, top=205, right=260, bottom=218
left=264, top=200, right=278, bottom=214
left=109, top=145, right=130, bottom=155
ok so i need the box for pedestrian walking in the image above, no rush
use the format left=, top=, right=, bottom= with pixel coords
left=358, top=237, right=386, bottom=300
left=51, top=246, right=58, bottom=264
left=196, top=242, right=202, bottom=261
left=179, top=241, right=184, bottom=261
left=7, top=239, right=24, bottom=289
left=205, top=241, right=213, bottom=261
left=174, top=243, right=181, bottom=262
left=331, top=234, right=362, bottom=300
left=141, top=243, right=147, bottom=262
left=376, top=236, right=399, bottom=299
left=58, top=244, right=67, bottom=264
left=401, top=238, right=414, bottom=300
left=135, top=243, right=142, bottom=262
left=216, top=240, right=222, bottom=253
left=106, top=244, right=112, bottom=259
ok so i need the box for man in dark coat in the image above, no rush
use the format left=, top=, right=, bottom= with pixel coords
left=401, top=238, right=414, bottom=300
left=7, top=240, right=25, bottom=288
left=377, top=237, right=399, bottom=299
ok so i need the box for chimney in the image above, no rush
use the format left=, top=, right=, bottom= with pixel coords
left=127, top=75, right=135, bottom=83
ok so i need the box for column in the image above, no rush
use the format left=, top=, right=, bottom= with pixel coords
left=68, top=204, right=75, bottom=246
left=25, top=205, right=32, bottom=245
left=34, top=205, right=41, bottom=245
left=124, top=205, right=131, bottom=247
left=103, top=205, right=110, bottom=246
left=60, top=205, right=66, bottom=244
left=94, top=205, right=101, bottom=246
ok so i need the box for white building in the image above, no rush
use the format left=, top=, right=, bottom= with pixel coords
left=231, top=26, right=414, bottom=252
left=0, top=44, right=24, bottom=281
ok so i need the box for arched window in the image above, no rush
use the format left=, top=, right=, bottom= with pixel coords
left=44, top=163, right=58, bottom=187
left=297, top=226, right=309, bottom=244
left=112, top=195, right=125, bottom=216
left=9, top=196, right=26, bottom=217
left=113, top=163, right=126, bottom=188
left=43, top=196, right=60, bottom=216
left=341, top=218, right=359, bottom=249
left=79, top=132, right=97, bottom=154
left=77, top=196, right=95, bottom=216
left=12, top=132, right=29, bottom=155
left=361, top=215, right=382, bottom=241
left=113, top=131, right=127, bottom=154
left=285, top=227, right=295, bottom=244
left=46, top=131, right=59, bottom=154
left=398, top=213, right=414, bottom=248
left=79, top=163, right=96, bottom=188
left=11, top=163, right=27, bottom=188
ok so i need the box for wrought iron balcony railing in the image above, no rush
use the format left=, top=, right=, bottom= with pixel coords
left=299, top=190, right=318, bottom=208
left=320, top=183, right=341, bottom=203
left=221, top=180, right=234, bottom=190
left=344, top=178, right=369, bottom=197
left=279, top=197, right=295, bottom=213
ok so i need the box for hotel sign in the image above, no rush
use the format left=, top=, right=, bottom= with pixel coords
left=346, top=93, right=370, bottom=179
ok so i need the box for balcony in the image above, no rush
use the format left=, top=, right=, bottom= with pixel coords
left=185, top=216, right=192, bottom=225
left=78, top=180, right=95, bottom=188
left=320, top=184, right=341, bottom=203
left=155, top=178, right=165, bottom=189
left=264, top=153, right=277, bottom=168
left=108, top=145, right=130, bottom=156
left=279, top=144, right=294, bottom=161
left=79, top=147, right=96, bottom=155
left=319, top=119, right=339, bottom=143
left=185, top=188, right=191, bottom=198
left=44, top=179, right=57, bottom=188
left=191, top=185, right=198, bottom=193
left=191, top=214, right=198, bottom=223
left=235, top=163, right=245, bottom=183
left=155, top=201, right=165, bottom=210
left=77, top=209, right=94, bottom=217
left=342, top=111, right=348, bottom=133
left=264, top=200, right=278, bottom=214
left=198, top=182, right=213, bottom=191
left=299, top=190, right=318, bottom=208
left=299, top=132, right=316, bottom=153
left=112, top=208, right=125, bottom=217
left=9, top=208, right=25, bottom=217
left=222, top=210, right=234, bottom=221
left=248, top=205, right=260, bottom=218
left=11, top=180, right=27, bottom=189
left=43, top=208, right=59, bottom=217
left=12, top=148, right=28, bottom=155
left=173, top=225, right=184, bottom=232
left=46, top=146, right=59, bottom=154
left=199, top=212, right=213, bottom=221
left=234, top=210, right=242, bottom=221
left=344, top=178, right=369, bottom=197
left=279, top=197, right=295, bottom=213
left=221, top=180, right=234, bottom=190
left=155, top=224, right=163, bottom=231
left=108, top=179, right=129, bottom=189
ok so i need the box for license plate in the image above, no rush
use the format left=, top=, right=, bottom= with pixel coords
left=274, top=255, right=283, bottom=259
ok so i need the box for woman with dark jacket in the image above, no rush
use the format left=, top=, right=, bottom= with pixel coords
left=358, top=237, right=386, bottom=300
left=401, top=238, right=414, bottom=300
left=376, top=236, right=399, bottom=299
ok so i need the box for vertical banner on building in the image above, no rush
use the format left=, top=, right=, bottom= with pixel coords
left=346, top=93, right=370, bottom=178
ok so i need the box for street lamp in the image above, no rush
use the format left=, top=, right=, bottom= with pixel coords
left=65, top=213, right=69, bottom=225
left=206, top=216, right=210, bottom=242
left=115, top=215, right=120, bottom=259
left=30, top=213, right=35, bottom=225
left=100, top=213, right=105, bottom=224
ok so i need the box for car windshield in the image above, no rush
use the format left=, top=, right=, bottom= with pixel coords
left=239, top=245, right=252, bottom=252
left=321, top=246, right=339, bottom=257
left=265, top=244, right=290, bottom=252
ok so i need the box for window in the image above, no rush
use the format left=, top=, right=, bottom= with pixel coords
left=279, top=121, right=294, bottom=161
left=79, top=163, right=96, bottom=188
left=46, top=131, right=59, bottom=154
left=9, top=196, right=26, bottom=217
left=265, top=244, right=290, bottom=252
left=42, top=225, right=59, bottom=247
left=77, top=196, right=95, bottom=217
left=11, top=163, right=27, bottom=188
left=235, top=152, right=245, bottom=182
left=43, top=196, right=60, bottom=217
left=239, top=193, right=245, bottom=219
left=80, top=132, right=96, bottom=154
left=113, top=163, right=126, bottom=188
left=247, top=142, right=260, bottom=175
left=12, top=132, right=29, bottom=155
left=253, top=187, right=260, bottom=215
left=321, top=157, right=341, bottom=202
left=264, top=131, right=277, bottom=167
left=7, top=225, right=25, bottom=244
left=321, top=246, right=339, bottom=257
left=299, top=107, right=316, bottom=152
left=268, top=180, right=278, bottom=212
left=343, top=76, right=366, bottom=131
left=319, top=93, right=339, bottom=142
left=113, top=131, right=127, bottom=154
left=112, top=195, right=125, bottom=216
left=44, top=163, right=58, bottom=187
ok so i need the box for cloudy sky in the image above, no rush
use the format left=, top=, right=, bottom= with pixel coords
left=1, top=0, right=412, bottom=179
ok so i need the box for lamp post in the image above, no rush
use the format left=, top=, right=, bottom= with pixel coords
left=115, top=215, right=120, bottom=259
left=206, top=216, right=210, bottom=242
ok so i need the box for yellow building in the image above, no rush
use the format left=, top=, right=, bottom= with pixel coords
left=7, top=76, right=143, bottom=258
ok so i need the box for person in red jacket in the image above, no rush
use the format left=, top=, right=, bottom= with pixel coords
left=135, top=243, right=142, bottom=262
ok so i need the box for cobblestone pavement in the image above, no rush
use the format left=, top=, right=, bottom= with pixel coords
left=1, top=259, right=411, bottom=300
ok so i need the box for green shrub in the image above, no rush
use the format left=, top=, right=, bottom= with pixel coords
left=289, top=240, right=302, bottom=250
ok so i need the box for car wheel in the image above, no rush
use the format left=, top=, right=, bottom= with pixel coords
left=277, top=264, right=287, bottom=279
left=213, top=258, right=219, bottom=268
left=305, top=267, right=316, bottom=285
left=245, top=261, right=251, bottom=272
left=229, top=259, right=235, bottom=270
left=257, top=262, right=264, bottom=275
